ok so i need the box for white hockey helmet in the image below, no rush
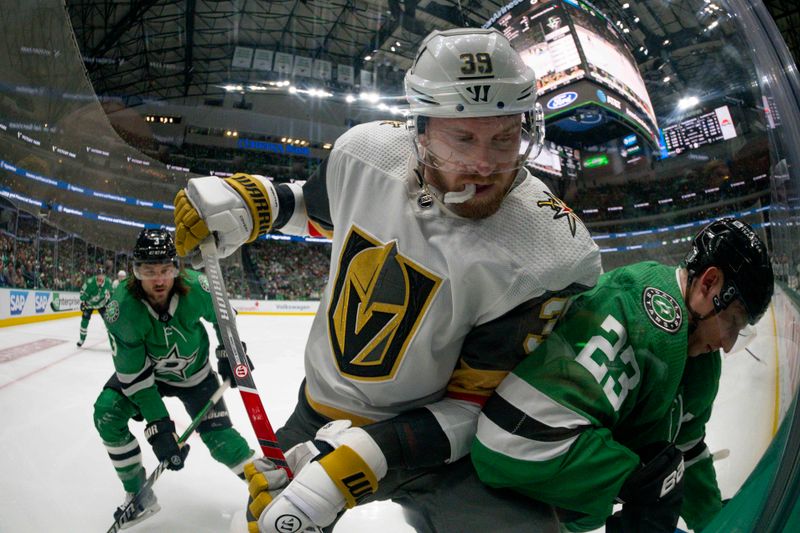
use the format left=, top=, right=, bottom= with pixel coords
left=404, top=28, right=545, bottom=173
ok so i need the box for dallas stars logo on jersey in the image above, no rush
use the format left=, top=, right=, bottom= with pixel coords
left=642, top=286, right=683, bottom=333
left=327, top=225, right=441, bottom=381
left=152, top=343, right=199, bottom=380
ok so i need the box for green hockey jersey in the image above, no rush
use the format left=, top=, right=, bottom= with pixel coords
left=80, top=275, right=113, bottom=309
left=102, top=269, right=223, bottom=423
left=472, top=261, right=723, bottom=531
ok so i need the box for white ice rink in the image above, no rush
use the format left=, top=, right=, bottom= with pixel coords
left=0, top=305, right=781, bottom=532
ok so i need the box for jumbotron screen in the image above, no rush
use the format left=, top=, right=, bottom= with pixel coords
left=661, top=105, right=739, bottom=156
left=486, top=0, right=659, bottom=147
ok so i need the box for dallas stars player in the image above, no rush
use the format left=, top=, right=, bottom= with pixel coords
left=472, top=218, right=774, bottom=533
left=92, top=229, right=254, bottom=528
left=174, top=28, right=602, bottom=533
left=76, top=268, right=113, bottom=347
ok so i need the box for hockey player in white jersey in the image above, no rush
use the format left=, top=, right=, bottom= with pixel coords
left=173, top=28, right=602, bottom=532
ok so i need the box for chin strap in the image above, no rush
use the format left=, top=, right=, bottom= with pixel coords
left=685, top=276, right=723, bottom=334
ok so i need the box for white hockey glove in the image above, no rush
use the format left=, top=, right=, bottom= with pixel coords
left=173, top=173, right=279, bottom=260
left=257, top=420, right=388, bottom=533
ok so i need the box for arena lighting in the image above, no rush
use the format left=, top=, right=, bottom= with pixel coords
left=297, top=87, right=333, bottom=98
left=359, top=91, right=380, bottom=103
left=144, top=114, right=181, bottom=124
left=678, top=96, right=700, bottom=110
left=216, top=81, right=406, bottom=115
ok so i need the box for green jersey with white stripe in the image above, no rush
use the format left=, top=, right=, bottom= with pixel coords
left=472, top=261, right=723, bottom=531
left=102, top=269, right=222, bottom=423
left=80, top=275, right=113, bottom=309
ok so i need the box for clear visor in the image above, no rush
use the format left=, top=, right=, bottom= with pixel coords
left=722, top=324, right=757, bottom=357
left=714, top=301, right=752, bottom=357
left=409, top=105, right=545, bottom=175
left=133, top=261, right=179, bottom=280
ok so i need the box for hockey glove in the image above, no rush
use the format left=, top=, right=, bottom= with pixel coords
left=257, top=420, right=388, bottom=533
left=609, top=442, right=685, bottom=533
left=145, top=418, right=190, bottom=471
left=215, top=343, right=254, bottom=388
left=173, top=174, right=279, bottom=260
left=80, top=301, right=88, bottom=313
left=244, top=458, right=291, bottom=533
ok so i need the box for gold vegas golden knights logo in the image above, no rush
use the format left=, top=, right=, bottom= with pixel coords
left=328, top=226, right=442, bottom=380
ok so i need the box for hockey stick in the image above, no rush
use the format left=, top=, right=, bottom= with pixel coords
left=199, top=237, right=292, bottom=476
left=106, top=378, right=231, bottom=533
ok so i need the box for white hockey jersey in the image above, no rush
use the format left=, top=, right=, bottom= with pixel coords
left=285, top=120, right=601, bottom=462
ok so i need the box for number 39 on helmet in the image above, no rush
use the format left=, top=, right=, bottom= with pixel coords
left=404, top=28, right=545, bottom=171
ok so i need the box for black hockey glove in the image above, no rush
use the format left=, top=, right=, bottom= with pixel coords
left=145, top=418, right=189, bottom=471
left=80, top=301, right=88, bottom=312
left=215, top=343, right=253, bottom=388
left=608, top=442, right=685, bottom=533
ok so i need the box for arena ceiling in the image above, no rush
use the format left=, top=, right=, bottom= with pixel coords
left=64, top=0, right=790, bottom=121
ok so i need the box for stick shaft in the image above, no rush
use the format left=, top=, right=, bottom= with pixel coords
left=199, top=238, right=292, bottom=474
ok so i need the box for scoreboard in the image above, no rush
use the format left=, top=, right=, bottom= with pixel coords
left=662, top=105, right=738, bottom=155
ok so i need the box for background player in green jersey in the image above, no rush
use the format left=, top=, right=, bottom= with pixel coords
left=92, top=229, right=254, bottom=528
left=76, top=268, right=113, bottom=347
left=472, top=218, right=774, bottom=533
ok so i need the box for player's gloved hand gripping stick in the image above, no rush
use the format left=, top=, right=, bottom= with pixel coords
left=106, top=379, right=231, bottom=533
left=199, top=236, right=293, bottom=476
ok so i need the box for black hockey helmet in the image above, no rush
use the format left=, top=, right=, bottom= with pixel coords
left=133, top=228, right=178, bottom=265
left=683, top=218, right=774, bottom=324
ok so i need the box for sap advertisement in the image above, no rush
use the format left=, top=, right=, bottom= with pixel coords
left=0, top=288, right=80, bottom=321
